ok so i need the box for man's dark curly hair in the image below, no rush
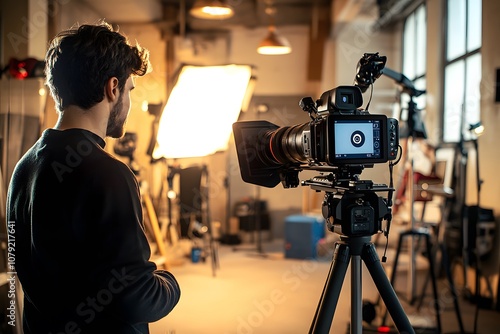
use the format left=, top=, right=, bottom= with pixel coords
left=45, top=21, right=150, bottom=113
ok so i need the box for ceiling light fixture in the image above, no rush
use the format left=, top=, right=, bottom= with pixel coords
left=189, top=0, right=234, bottom=20
left=257, top=5, right=291, bottom=55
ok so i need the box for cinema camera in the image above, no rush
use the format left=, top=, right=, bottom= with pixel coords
left=233, top=53, right=401, bottom=238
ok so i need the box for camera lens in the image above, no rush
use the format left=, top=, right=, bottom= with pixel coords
left=265, top=123, right=311, bottom=165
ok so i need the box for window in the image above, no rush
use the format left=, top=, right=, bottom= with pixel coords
left=443, top=0, right=482, bottom=142
left=403, top=4, right=426, bottom=84
left=401, top=4, right=427, bottom=133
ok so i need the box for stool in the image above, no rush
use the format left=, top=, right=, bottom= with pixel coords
left=418, top=186, right=465, bottom=334
left=418, top=240, right=465, bottom=334
left=384, top=226, right=465, bottom=334
left=382, top=227, right=442, bottom=333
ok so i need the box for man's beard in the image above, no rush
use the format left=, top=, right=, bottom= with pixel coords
left=106, top=95, right=127, bottom=138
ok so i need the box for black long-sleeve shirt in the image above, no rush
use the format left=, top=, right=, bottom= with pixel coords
left=6, top=128, right=180, bottom=333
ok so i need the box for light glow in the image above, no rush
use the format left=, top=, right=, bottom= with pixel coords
left=473, top=125, right=484, bottom=136
left=190, top=0, right=234, bottom=19
left=201, top=6, right=232, bottom=16
left=141, top=100, right=149, bottom=112
left=153, top=64, right=253, bottom=159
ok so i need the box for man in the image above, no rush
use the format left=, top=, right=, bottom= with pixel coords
left=6, top=21, right=180, bottom=333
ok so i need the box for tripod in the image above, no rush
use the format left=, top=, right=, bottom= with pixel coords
left=302, top=173, right=414, bottom=334
left=310, top=235, right=414, bottom=334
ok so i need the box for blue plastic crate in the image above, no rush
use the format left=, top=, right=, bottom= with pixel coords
left=284, top=214, right=325, bottom=259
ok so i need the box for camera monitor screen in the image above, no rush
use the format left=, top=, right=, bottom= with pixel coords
left=328, top=115, right=387, bottom=164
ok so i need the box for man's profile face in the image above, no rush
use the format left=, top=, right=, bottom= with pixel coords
left=106, top=77, right=134, bottom=138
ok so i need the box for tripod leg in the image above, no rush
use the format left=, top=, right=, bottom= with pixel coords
left=416, top=268, right=429, bottom=311
left=210, top=238, right=219, bottom=277
left=362, top=242, right=415, bottom=334
left=351, top=255, right=363, bottom=334
left=309, top=242, right=350, bottom=334
left=381, top=230, right=405, bottom=326
left=441, top=243, right=465, bottom=333
left=423, top=233, right=442, bottom=333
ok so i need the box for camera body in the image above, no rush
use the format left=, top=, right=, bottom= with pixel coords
left=233, top=53, right=397, bottom=239
left=310, top=113, right=398, bottom=165
left=232, top=85, right=399, bottom=188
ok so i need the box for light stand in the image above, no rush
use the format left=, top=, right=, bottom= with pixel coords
left=456, top=105, right=472, bottom=299
left=114, top=133, right=169, bottom=269
left=453, top=110, right=491, bottom=306
left=200, top=165, right=221, bottom=276
left=232, top=104, right=270, bottom=258
left=468, top=122, right=487, bottom=333
left=170, top=164, right=220, bottom=276
left=165, top=164, right=181, bottom=245
left=231, top=170, right=270, bottom=258
left=253, top=185, right=266, bottom=254
left=382, top=67, right=427, bottom=303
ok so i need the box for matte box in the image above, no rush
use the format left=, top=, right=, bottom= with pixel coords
left=284, top=214, right=325, bottom=259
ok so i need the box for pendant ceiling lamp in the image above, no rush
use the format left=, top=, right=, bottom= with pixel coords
left=257, top=5, right=291, bottom=55
left=189, top=0, right=234, bottom=20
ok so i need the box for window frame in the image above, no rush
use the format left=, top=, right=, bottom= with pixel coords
left=442, top=0, right=482, bottom=143
left=400, top=3, right=427, bottom=138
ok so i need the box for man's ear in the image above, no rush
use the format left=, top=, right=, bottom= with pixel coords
left=105, top=77, right=120, bottom=102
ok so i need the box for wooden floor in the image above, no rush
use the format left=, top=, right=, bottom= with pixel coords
left=152, top=234, right=500, bottom=334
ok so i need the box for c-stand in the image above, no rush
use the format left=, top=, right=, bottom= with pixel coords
left=302, top=170, right=415, bottom=334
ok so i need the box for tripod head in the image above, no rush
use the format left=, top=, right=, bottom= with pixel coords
left=302, top=167, right=393, bottom=238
